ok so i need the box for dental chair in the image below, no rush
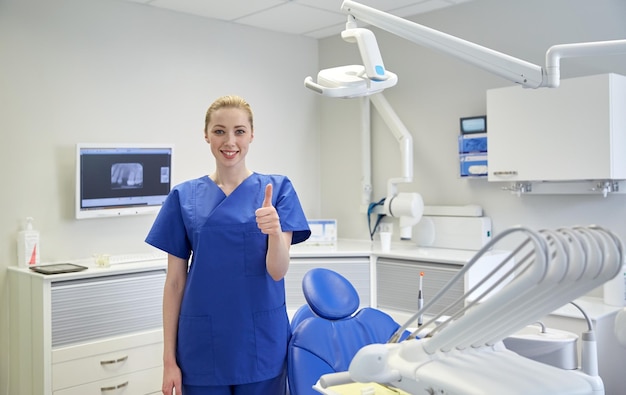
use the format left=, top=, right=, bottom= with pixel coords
left=287, top=268, right=409, bottom=395
left=290, top=304, right=316, bottom=332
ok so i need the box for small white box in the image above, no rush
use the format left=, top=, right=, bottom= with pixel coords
left=305, top=219, right=337, bottom=246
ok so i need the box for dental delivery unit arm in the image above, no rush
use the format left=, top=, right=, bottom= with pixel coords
left=314, top=225, right=623, bottom=394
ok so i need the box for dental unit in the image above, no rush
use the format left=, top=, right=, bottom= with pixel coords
left=304, top=0, right=626, bottom=241
left=304, top=2, right=626, bottom=394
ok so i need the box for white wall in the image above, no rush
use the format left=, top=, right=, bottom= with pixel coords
left=317, top=0, right=626, bottom=243
left=0, top=0, right=320, bottom=390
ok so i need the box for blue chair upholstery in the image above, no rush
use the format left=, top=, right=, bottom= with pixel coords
left=290, top=304, right=316, bottom=331
left=287, top=268, right=409, bottom=395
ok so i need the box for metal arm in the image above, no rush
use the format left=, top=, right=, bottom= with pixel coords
left=341, top=0, right=626, bottom=88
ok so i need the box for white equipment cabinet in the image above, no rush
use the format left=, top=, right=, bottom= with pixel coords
left=8, top=261, right=166, bottom=395
left=487, top=73, right=626, bottom=184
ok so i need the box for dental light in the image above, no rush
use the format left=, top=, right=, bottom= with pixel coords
left=304, top=16, right=423, bottom=238
left=304, top=25, right=397, bottom=98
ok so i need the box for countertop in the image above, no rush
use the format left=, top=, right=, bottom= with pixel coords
left=9, top=239, right=622, bottom=320
left=291, top=238, right=504, bottom=265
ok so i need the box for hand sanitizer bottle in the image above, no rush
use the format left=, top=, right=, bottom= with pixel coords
left=17, top=217, right=40, bottom=267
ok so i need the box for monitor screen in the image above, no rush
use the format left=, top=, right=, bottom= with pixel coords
left=75, top=143, right=173, bottom=219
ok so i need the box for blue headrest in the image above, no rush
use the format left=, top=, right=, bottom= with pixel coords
left=302, top=268, right=360, bottom=320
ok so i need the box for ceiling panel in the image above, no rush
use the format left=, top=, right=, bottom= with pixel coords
left=236, top=3, right=347, bottom=36
left=111, top=0, right=473, bottom=38
left=392, top=0, right=461, bottom=18
left=148, top=0, right=285, bottom=21
left=295, top=0, right=427, bottom=13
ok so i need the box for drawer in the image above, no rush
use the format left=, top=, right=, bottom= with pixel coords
left=53, top=342, right=162, bottom=390
left=53, top=366, right=161, bottom=395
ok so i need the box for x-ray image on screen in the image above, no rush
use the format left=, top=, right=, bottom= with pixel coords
left=76, top=144, right=173, bottom=219
left=111, top=163, right=144, bottom=189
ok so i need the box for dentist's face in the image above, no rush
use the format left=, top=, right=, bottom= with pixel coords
left=205, top=107, right=254, bottom=169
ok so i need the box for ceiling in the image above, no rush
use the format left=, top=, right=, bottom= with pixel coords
left=121, top=0, right=472, bottom=39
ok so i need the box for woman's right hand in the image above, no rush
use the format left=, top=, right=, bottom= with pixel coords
left=162, top=362, right=183, bottom=395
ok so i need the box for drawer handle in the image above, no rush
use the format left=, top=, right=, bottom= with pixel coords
left=100, top=381, right=129, bottom=392
left=100, top=355, right=129, bottom=366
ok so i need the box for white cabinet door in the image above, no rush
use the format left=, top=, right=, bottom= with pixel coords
left=487, top=73, right=626, bottom=183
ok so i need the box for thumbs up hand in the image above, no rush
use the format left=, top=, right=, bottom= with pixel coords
left=256, top=184, right=282, bottom=235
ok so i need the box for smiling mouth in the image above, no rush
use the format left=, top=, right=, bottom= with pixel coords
left=221, top=150, right=239, bottom=159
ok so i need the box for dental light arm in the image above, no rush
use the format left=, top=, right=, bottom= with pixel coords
left=369, top=93, right=424, bottom=239
left=545, top=40, right=626, bottom=87
left=303, top=21, right=423, bottom=238
left=341, top=0, right=626, bottom=88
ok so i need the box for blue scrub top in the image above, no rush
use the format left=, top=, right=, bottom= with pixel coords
left=146, top=173, right=311, bottom=386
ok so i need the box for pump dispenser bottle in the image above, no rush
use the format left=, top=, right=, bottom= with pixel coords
left=17, top=217, right=40, bottom=267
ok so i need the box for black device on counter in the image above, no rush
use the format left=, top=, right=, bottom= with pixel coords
left=29, top=263, right=88, bottom=275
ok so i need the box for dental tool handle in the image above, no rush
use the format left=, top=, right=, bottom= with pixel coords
left=581, top=331, right=598, bottom=377
left=304, top=76, right=324, bottom=94
left=418, top=272, right=424, bottom=326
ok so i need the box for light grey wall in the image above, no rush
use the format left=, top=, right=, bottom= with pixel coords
left=0, top=0, right=320, bottom=390
left=318, top=0, right=626, bottom=243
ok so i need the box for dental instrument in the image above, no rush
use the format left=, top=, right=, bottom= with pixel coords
left=417, top=272, right=424, bottom=327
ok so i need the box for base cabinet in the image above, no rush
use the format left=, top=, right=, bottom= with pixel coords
left=8, top=263, right=166, bottom=395
left=53, top=366, right=161, bottom=395
left=376, top=257, right=464, bottom=317
left=52, top=332, right=163, bottom=394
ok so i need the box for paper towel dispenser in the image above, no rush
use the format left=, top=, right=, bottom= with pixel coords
left=487, top=73, right=626, bottom=195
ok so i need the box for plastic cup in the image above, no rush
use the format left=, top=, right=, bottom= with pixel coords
left=379, top=232, right=392, bottom=252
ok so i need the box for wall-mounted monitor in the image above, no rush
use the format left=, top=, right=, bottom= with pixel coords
left=75, top=143, right=173, bottom=219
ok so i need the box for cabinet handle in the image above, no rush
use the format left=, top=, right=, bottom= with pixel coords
left=100, top=355, right=129, bottom=366
left=100, top=381, right=129, bottom=392
left=492, top=170, right=518, bottom=176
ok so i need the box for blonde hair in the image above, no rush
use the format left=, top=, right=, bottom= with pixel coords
left=204, top=95, right=254, bottom=132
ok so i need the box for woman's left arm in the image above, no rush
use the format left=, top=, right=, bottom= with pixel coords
left=265, top=231, right=293, bottom=280
left=256, top=183, right=293, bottom=280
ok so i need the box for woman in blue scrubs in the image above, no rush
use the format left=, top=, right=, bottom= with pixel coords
left=146, top=95, right=311, bottom=395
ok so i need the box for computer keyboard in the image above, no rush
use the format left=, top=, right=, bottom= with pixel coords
left=108, top=251, right=167, bottom=265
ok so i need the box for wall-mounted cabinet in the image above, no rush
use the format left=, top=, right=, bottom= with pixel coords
left=487, top=73, right=626, bottom=191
